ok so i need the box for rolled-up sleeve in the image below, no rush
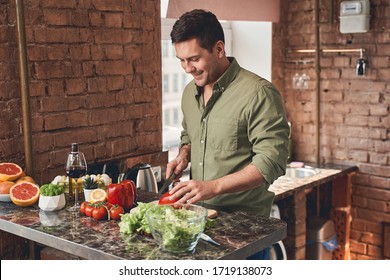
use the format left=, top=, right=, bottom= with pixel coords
left=247, top=84, right=290, bottom=184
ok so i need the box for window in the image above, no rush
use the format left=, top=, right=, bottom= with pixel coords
left=173, top=108, right=179, bottom=126
left=173, top=73, right=178, bottom=93
left=164, top=109, right=170, bottom=126
left=162, top=41, right=169, bottom=58
left=163, top=74, right=169, bottom=93
left=181, top=73, right=187, bottom=89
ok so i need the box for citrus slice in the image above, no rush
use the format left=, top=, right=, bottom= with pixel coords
left=89, top=189, right=107, bottom=203
left=0, top=163, right=23, bottom=182
left=10, top=182, right=40, bottom=207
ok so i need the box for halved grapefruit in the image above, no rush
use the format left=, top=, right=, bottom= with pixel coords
left=10, top=182, right=40, bottom=207
left=0, top=163, right=24, bottom=182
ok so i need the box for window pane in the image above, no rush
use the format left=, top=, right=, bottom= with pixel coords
left=173, top=73, right=178, bottom=92
left=161, top=39, right=187, bottom=159
left=163, top=74, right=169, bottom=93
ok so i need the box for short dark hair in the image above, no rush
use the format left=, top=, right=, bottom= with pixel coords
left=170, top=9, right=225, bottom=53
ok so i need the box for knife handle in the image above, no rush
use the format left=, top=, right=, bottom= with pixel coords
left=158, top=172, right=176, bottom=196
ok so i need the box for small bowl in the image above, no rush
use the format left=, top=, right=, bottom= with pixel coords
left=38, top=193, right=66, bottom=211
left=146, top=204, right=207, bottom=253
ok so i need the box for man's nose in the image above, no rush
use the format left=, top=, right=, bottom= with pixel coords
left=183, top=62, right=195, bottom=74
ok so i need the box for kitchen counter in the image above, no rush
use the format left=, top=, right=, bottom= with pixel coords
left=269, top=163, right=358, bottom=201
left=268, top=162, right=358, bottom=260
left=0, top=191, right=286, bottom=260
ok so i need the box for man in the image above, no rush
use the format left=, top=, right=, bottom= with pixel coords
left=166, top=9, right=289, bottom=218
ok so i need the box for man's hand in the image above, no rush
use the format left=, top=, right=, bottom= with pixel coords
left=168, top=180, right=219, bottom=205
left=166, top=144, right=191, bottom=179
left=168, top=164, right=265, bottom=205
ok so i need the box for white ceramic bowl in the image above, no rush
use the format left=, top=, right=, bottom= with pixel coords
left=146, top=204, right=207, bottom=253
left=38, top=193, right=66, bottom=211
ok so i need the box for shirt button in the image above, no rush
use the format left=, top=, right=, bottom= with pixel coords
left=203, top=118, right=206, bottom=122
left=200, top=140, right=204, bottom=144
left=199, top=162, right=203, bottom=166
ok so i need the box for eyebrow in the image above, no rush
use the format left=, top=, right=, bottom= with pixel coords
left=176, top=55, right=201, bottom=61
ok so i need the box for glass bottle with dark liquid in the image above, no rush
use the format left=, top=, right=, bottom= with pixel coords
left=65, top=143, right=87, bottom=211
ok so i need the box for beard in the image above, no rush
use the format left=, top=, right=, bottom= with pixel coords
left=192, top=71, right=210, bottom=88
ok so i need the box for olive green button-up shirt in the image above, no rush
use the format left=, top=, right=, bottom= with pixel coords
left=180, top=58, right=289, bottom=215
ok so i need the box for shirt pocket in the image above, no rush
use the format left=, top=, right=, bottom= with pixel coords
left=208, top=117, right=238, bottom=151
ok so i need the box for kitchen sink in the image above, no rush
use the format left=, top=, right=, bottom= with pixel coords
left=283, top=166, right=320, bottom=178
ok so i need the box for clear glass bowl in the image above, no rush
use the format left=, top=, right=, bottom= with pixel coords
left=146, top=203, right=207, bottom=253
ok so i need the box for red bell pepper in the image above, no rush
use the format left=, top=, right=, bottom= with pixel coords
left=107, top=180, right=136, bottom=211
left=121, top=180, right=137, bottom=204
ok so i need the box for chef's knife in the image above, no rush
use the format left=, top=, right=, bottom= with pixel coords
left=157, top=172, right=176, bottom=197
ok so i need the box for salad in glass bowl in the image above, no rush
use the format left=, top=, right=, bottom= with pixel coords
left=145, top=204, right=207, bottom=253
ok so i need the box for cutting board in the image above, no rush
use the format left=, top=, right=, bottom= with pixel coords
left=207, top=209, right=218, bottom=218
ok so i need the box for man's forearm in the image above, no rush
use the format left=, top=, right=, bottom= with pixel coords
left=178, top=144, right=191, bottom=162
left=213, top=164, right=265, bottom=195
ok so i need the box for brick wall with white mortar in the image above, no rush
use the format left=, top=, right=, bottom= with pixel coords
left=273, top=0, right=389, bottom=260
left=0, top=0, right=165, bottom=185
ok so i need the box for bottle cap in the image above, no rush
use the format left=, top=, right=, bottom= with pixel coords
left=71, top=143, right=79, bottom=153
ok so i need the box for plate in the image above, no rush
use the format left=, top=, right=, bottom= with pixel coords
left=0, top=194, right=12, bottom=202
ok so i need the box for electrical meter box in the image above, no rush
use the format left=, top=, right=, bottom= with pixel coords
left=340, top=0, right=370, bottom=33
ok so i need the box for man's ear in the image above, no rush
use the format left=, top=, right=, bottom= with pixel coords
left=215, top=41, right=225, bottom=57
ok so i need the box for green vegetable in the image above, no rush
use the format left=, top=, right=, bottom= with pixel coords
left=120, top=203, right=207, bottom=252
left=40, top=183, right=65, bottom=196
left=147, top=205, right=206, bottom=252
left=119, top=202, right=156, bottom=235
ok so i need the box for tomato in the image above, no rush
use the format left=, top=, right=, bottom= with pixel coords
left=85, top=203, right=94, bottom=217
left=92, top=204, right=108, bottom=221
left=158, top=192, right=179, bottom=205
left=109, top=204, right=125, bottom=220
left=80, top=201, right=88, bottom=215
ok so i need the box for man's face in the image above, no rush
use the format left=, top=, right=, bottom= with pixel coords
left=174, top=38, right=221, bottom=88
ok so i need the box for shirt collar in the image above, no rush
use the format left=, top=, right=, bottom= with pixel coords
left=195, top=57, right=240, bottom=96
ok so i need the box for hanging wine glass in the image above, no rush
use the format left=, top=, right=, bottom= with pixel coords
left=65, top=143, right=87, bottom=212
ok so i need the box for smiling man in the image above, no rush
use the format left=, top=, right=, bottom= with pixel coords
left=166, top=9, right=289, bottom=221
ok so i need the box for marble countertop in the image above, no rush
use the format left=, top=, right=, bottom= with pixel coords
left=0, top=191, right=286, bottom=260
left=269, top=163, right=358, bottom=201
left=0, top=163, right=356, bottom=260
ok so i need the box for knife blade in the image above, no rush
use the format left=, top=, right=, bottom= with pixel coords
left=157, top=172, right=176, bottom=197
left=200, top=233, right=220, bottom=246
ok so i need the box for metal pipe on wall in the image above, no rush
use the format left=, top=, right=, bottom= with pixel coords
left=15, top=0, right=34, bottom=177
left=314, top=0, right=321, bottom=216
left=314, top=0, right=320, bottom=166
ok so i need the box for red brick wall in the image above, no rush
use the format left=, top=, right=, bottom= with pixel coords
left=0, top=0, right=165, bottom=183
left=273, top=0, right=389, bottom=259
